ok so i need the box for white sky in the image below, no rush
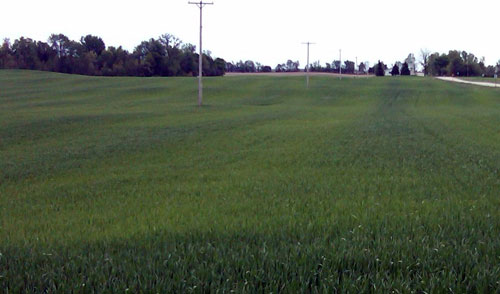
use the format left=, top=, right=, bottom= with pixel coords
left=1, top=0, right=499, bottom=68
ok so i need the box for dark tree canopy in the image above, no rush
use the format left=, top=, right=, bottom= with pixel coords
left=422, top=50, right=494, bottom=77
left=344, top=60, right=355, bottom=74
left=81, top=35, right=105, bottom=56
left=375, top=61, right=385, bottom=76
left=0, top=34, right=226, bottom=77
left=401, top=62, right=411, bottom=75
left=391, top=64, right=400, bottom=76
left=358, top=62, right=367, bottom=74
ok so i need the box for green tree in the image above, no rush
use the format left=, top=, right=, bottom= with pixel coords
left=428, top=53, right=449, bottom=76
left=180, top=44, right=197, bottom=76
left=48, top=34, right=70, bottom=58
left=391, top=64, right=400, bottom=76
left=401, top=62, right=411, bottom=75
left=447, top=50, right=465, bottom=76
left=358, top=62, right=366, bottom=74
left=81, top=35, right=105, bottom=56
left=261, top=65, right=272, bottom=72
left=0, top=39, right=16, bottom=69
left=420, top=49, right=430, bottom=76
left=36, top=41, right=56, bottom=70
left=11, top=37, right=40, bottom=70
left=214, top=58, right=226, bottom=76
left=344, top=60, right=355, bottom=74
left=375, top=60, right=385, bottom=76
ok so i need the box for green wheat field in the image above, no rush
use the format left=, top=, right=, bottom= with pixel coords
left=0, top=70, right=499, bottom=292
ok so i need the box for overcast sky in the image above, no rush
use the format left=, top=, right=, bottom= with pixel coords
left=2, top=0, right=499, bottom=68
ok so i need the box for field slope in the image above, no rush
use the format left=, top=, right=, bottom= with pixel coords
left=0, top=70, right=499, bottom=292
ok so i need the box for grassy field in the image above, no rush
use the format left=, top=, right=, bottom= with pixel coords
left=0, top=70, right=499, bottom=293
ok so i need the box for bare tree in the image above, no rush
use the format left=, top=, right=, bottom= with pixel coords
left=420, top=49, right=430, bottom=76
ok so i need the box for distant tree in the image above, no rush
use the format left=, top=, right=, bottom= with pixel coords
left=332, top=60, right=341, bottom=71
left=0, top=39, right=16, bottom=69
left=344, top=60, right=355, bottom=74
left=484, top=65, right=496, bottom=77
left=391, top=64, right=400, bottom=76
left=275, top=63, right=285, bottom=72
left=420, top=49, right=430, bottom=76
left=180, top=44, right=197, bottom=76
left=358, top=62, right=366, bottom=74
left=428, top=53, right=449, bottom=76
left=401, top=62, right=411, bottom=75
left=459, top=51, right=481, bottom=76
left=225, top=61, right=236, bottom=72
left=447, top=50, right=465, bottom=76
left=161, top=34, right=183, bottom=76
left=214, top=58, right=226, bottom=76
left=48, top=34, right=71, bottom=58
left=233, top=60, right=243, bottom=72
left=36, top=41, right=56, bottom=70
left=255, top=62, right=262, bottom=72
left=244, top=60, right=256, bottom=72
left=478, top=57, right=486, bottom=76
left=201, top=53, right=215, bottom=76
left=375, top=60, right=385, bottom=76
left=285, top=60, right=299, bottom=72
left=310, top=61, right=322, bottom=72
left=81, top=35, right=105, bottom=56
left=11, top=37, right=40, bottom=70
left=261, top=65, right=272, bottom=72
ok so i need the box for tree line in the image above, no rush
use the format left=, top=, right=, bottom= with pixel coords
left=225, top=60, right=300, bottom=73
left=0, top=34, right=226, bottom=77
left=2, top=36, right=499, bottom=78
left=421, top=50, right=499, bottom=77
left=226, top=59, right=372, bottom=75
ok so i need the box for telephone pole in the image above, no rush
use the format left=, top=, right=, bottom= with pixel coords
left=189, top=1, right=213, bottom=107
left=355, top=56, right=358, bottom=75
left=302, top=42, right=315, bottom=88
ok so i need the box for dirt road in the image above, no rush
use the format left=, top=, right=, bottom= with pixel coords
left=436, top=77, right=499, bottom=88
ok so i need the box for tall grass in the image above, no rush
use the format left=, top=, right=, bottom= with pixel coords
left=0, top=70, right=499, bottom=292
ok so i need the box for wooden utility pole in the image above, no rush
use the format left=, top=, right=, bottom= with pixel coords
left=302, top=42, right=315, bottom=88
left=355, top=56, right=358, bottom=76
left=188, top=1, right=213, bottom=107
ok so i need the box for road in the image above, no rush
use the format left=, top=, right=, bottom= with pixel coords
left=437, top=77, right=499, bottom=88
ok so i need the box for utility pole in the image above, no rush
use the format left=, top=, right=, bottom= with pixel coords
left=189, top=1, right=213, bottom=107
left=355, top=56, right=358, bottom=76
left=302, top=42, right=315, bottom=88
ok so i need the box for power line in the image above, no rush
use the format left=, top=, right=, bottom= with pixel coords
left=302, top=42, right=315, bottom=88
left=188, top=1, right=214, bottom=107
